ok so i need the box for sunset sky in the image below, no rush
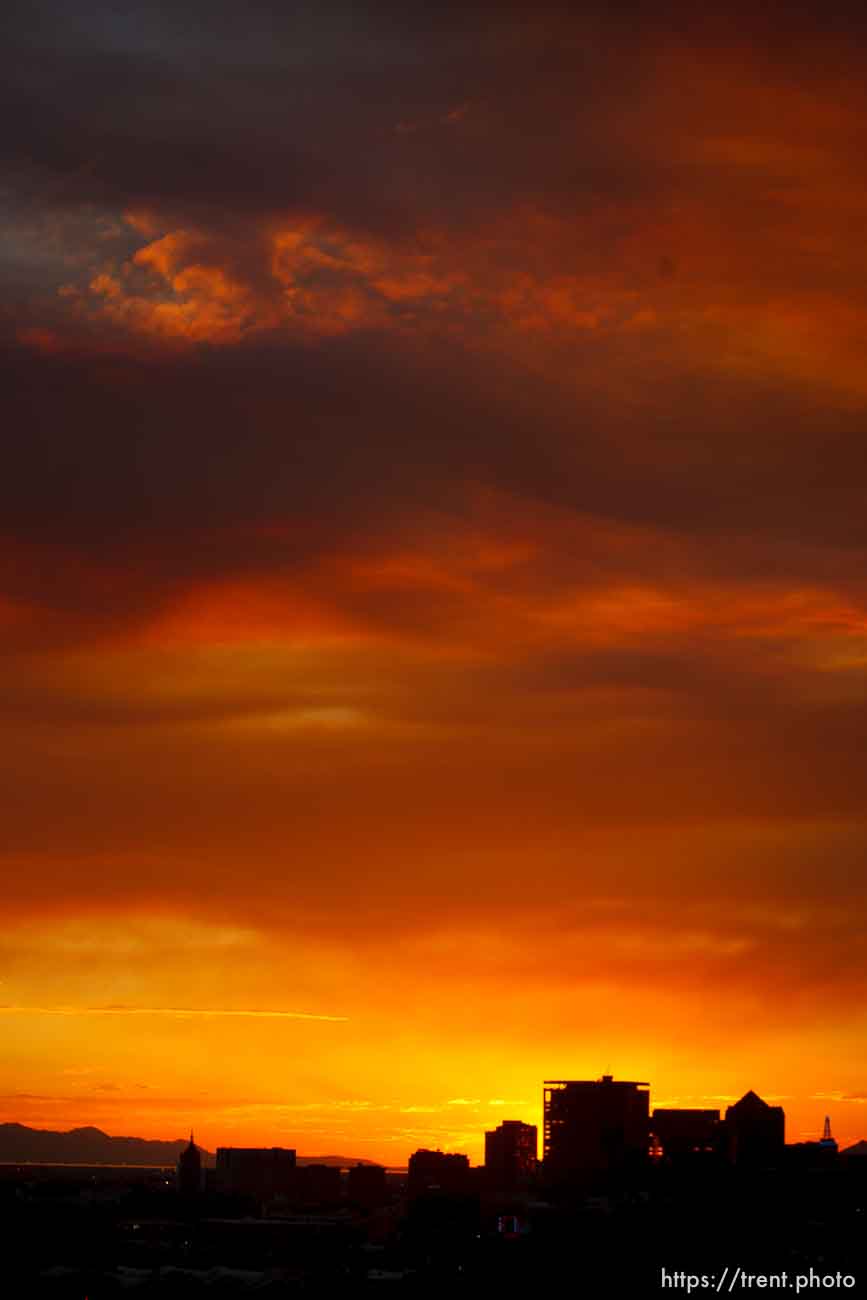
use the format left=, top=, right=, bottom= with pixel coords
left=3, top=1, right=867, bottom=1164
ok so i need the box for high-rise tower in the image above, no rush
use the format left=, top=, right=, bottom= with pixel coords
left=543, top=1075, right=649, bottom=1185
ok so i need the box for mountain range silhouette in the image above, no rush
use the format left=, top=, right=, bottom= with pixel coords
left=0, top=1123, right=377, bottom=1168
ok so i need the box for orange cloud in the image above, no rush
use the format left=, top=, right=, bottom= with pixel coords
left=8, top=10, right=867, bottom=1164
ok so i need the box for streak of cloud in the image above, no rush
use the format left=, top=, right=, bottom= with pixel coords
left=0, top=1006, right=347, bottom=1022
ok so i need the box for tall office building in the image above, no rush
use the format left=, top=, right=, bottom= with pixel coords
left=215, top=1146, right=297, bottom=1200
left=651, top=1108, right=722, bottom=1161
left=543, top=1075, right=650, bottom=1183
left=484, top=1120, right=537, bottom=1193
left=407, top=1149, right=471, bottom=1198
left=724, top=1091, right=784, bottom=1167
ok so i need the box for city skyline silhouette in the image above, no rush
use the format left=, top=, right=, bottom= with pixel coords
left=0, top=1069, right=861, bottom=1171
left=4, top=8, right=867, bottom=1288
left=4, top=1070, right=866, bottom=1292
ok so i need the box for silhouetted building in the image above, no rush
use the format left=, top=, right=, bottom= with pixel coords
left=819, top=1115, right=838, bottom=1153
left=405, top=1150, right=478, bottom=1256
left=788, top=1116, right=838, bottom=1170
left=177, top=1132, right=203, bottom=1197
left=651, top=1109, right=722, bottom=1161
left=407, top=1149, right=471, bottom=1198
left=484, top=1120, right=537, bottom=1193
left=543, top=1075, right=649, bottom=1185
left=725, top=1091, right=784, bottom=1167
left=347, top=1162, right=388, bottom=1209
left=296, top=1163, right=341, bottom=1206
left=215, top=1147, right=297, bottom=1200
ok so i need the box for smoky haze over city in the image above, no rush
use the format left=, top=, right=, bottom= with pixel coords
left=3, top=0, right=867, bottom=1291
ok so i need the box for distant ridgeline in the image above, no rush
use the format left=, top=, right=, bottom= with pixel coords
left=0, top=1123, right=375, bottom=1169
left=0, top=1123, right=215, bottom=1167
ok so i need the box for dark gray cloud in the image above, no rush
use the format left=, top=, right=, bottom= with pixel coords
left=2, top=0, right=867, bottom=638
left=4, top=0, right=865, bottom=238
left=3, top=329, right=867, bottom=620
